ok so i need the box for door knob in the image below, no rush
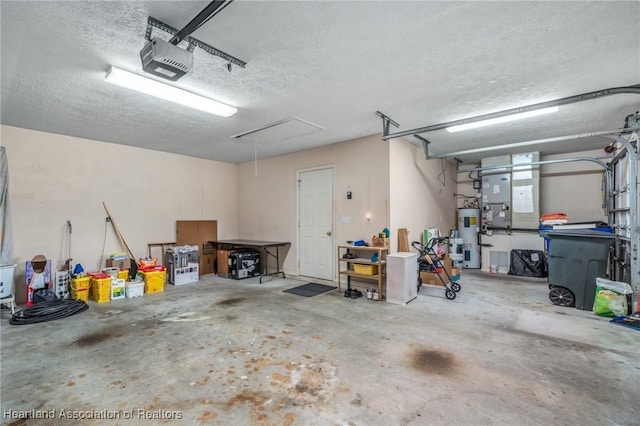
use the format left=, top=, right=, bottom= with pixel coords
left=326, top=231, right=332, bottom=236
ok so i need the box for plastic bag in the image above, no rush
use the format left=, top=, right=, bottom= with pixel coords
left=138, top=257, right=157, bottom=268
left=593, top=289, right=626, bottom=317
left=33, top=289, right=59, bottom=303
left=593, top=278, right=633, bottom=317
left=508, top=249, right=547, bottom=278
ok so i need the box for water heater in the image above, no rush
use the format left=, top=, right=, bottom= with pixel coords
left=458, top=208, right=481, bottom=268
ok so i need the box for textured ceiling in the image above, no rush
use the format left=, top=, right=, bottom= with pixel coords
left=1, top=1, right=639, bottom=164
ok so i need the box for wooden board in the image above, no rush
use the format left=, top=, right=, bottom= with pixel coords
left=397, top=228, right=410, bottom=252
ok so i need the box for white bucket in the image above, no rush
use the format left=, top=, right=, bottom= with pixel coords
left=101, top=267, right=119, bottom=278
left=0, top=264, right=17, bottom=298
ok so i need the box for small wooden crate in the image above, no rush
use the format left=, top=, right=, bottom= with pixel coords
left=371, top=237, right=389, bottom=247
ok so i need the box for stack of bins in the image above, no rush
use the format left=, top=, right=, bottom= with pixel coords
left=70, top=276, right=90, bottom=302
left=89, top=272, right=112, bottom=303
left=139, top=266, right=166, bottom=294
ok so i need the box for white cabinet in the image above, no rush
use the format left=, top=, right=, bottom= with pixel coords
left=386, top=252, right=418, bottom=305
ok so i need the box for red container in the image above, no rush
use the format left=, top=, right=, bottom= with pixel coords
left=138, top=266, right=166, bottom=273
left=87, top=271, right=111, bottom=279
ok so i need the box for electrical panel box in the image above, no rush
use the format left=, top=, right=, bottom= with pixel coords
left=481, top=155, right=511, bottom=230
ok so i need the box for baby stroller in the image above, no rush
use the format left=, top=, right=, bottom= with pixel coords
left=412, top=237, right=461, bottom=300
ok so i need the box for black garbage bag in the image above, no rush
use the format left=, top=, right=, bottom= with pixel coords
left=508, top=249, right=548, bottom=278
left=33, top=288, right=59, bottom=303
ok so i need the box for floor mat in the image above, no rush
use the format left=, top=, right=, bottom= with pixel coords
left=609, top=316, right=640, bottom=332
left=283, top=283, right=336, bottom=297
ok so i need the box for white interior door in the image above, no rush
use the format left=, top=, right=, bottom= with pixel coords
left=298, top=167, right=333, bottom=280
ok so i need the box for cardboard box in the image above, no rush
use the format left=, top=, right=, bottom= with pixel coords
left=441, top=256, right=452, bottom=274
left=217, top=250, right=233, bottom=276
left=420, top=271, right=444, bottom=286
left=419, top=257, right=452, bottom=286
left=228, top=251, right=261, bottom=280
left=106, top=258, right=131, bottom=270
left=201, top=253, right=215, bottom=275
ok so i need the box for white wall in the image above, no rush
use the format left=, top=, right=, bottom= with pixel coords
left=237, top=134, right=390, bottom=278
left=540, top=149, right=607, bottom=222
left=389, top=138, right=458, bottom=251
left=1, top=125, right=238, bottom=302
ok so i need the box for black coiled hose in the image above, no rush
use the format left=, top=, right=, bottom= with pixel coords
left=10, top=299, right=89, bottom=325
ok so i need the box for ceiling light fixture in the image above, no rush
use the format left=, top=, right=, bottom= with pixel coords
left=105, top=66, right=237, bottom=117
left=445, top=106, right=559, bottom=133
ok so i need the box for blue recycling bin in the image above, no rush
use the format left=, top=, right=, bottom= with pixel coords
left=539, top=229, right=615, bottom=310
left=539, top=225, right=612, bottom=256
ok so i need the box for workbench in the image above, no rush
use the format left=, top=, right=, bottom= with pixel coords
left=210, top=240, right=290, bottom=283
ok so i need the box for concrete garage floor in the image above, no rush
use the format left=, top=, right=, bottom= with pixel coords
left=1, top=271, right=638, bottom=426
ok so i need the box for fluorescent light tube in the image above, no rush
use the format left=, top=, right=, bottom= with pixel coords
left=105, top=66, right=237, bottom=117
left=446, top=106, right=559, bottom=133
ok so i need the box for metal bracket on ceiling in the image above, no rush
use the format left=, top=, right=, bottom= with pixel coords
left=145, top=16, right=247, bottom=69
left=412, top=134, right=431, bottom=160
left=376, top=111, right=432, bottom=159
left=375, top=111, right=399, bottom=137
left=602, top=112, right=640, bottom=147
left=624, top=111, right=640, bottom=131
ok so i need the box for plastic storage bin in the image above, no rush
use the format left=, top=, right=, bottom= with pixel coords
left=70, top=276, right=90, bottom=289
left=139, top=266, right=166, bottom=294
left=70, top=276, right=90, bottom=302
left=353, top=264, right=378, bottom=275
left=117, top=269, right=129, bottom=280
left=125, top=281, right=144, bottom=298
left=0, top=264, right=17, bottom=313
left=90, top=273, right=112, bottom=303
left=540, top=229, right=615, bottom=310
left=0, top=264, right=17, bottom=298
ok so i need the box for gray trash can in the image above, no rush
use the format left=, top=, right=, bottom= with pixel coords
left=539, top=229, right=615, bottom=310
